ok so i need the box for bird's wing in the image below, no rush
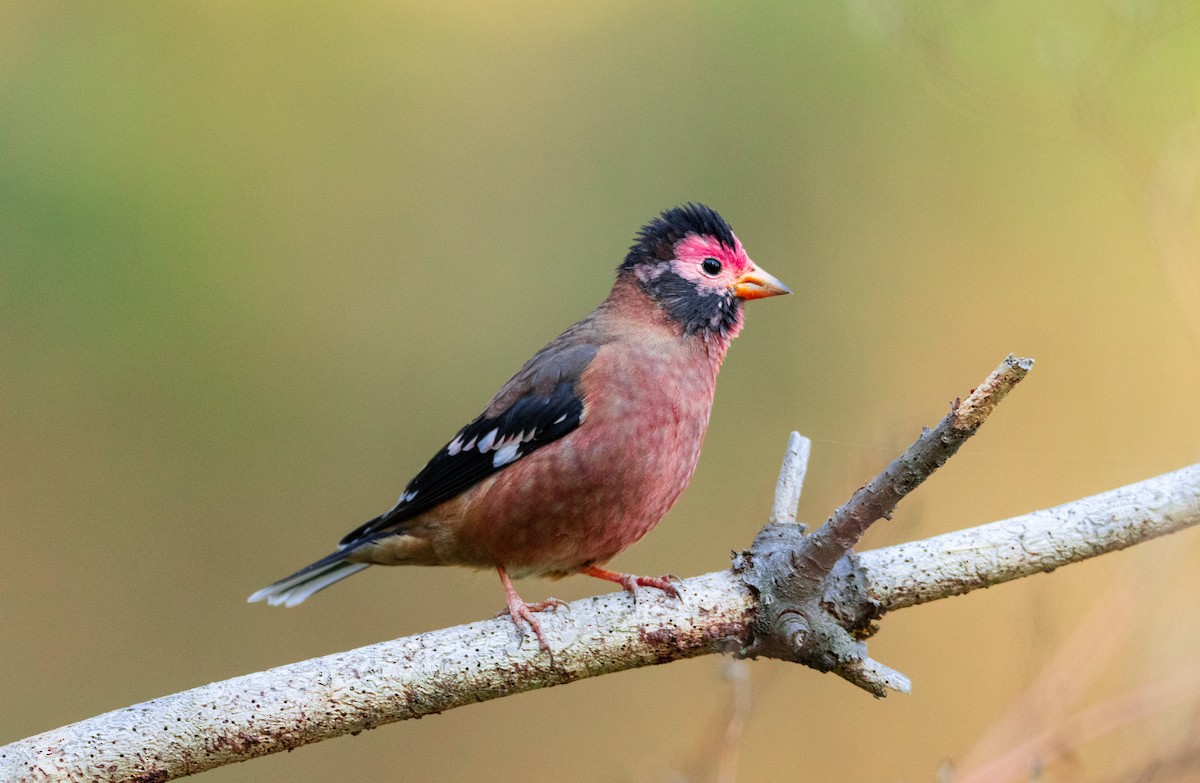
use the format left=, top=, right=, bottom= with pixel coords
left=339, top=341, right=599, bottom=546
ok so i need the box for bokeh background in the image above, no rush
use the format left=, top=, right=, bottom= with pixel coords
left=3, top=2, right=1200, bottom=781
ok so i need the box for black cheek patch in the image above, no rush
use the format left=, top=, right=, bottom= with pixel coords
left=644, top=270, right=742, bottom=337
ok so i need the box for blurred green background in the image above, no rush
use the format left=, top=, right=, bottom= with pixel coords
left=3, top=2, right=1200, bottom=781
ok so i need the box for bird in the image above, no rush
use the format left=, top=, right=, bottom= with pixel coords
left=248, top=203, right=790, bottom=650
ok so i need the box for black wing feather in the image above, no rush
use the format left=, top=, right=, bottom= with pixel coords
left=339, top=362, right=590, bottom=547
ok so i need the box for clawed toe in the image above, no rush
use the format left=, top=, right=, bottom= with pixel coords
left=527, top=597, right=569, bottom=613
left=582, top=565, right=684, bottom=602
left=508, top=602, right=552, bottom=652
left=495, top=596, right=568, bottom=620
left=497, top=567, right=568, bottom=654
left=634, top=574, right=683, bottom=601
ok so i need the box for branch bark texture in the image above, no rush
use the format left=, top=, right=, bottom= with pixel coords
left=3, top=572, right=756, bottom=783
left=4, top=359, right=1199, bottom=782
left=858, top=461, right=1200, bottom=611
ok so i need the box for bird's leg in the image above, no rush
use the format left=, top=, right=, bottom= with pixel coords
left=582, top=565, right=682, bottom=602
left=497, top=567, right=566, bottom=652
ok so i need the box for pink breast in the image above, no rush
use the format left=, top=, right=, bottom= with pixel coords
left=451, top=338, right=720, bottom=577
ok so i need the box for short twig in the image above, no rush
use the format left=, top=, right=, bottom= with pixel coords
left=769, top=432, right=811, bottom=526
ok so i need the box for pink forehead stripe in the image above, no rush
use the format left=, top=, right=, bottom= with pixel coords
left=675, top=233, right=751, bottom=272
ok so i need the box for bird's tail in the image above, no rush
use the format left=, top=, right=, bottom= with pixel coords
left=247, top=549, right=370, bottom=608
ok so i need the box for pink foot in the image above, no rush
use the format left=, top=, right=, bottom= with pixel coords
left=497, top=567, right=566, bottom=652
left=583, top=566, right=683, bottom=602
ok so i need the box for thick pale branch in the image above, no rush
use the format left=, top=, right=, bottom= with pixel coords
left=4, top=464, right=1197, bottom=782
left=1, top=572, right=755, bottom=783
left=856, top=463, right=1200, bottom=612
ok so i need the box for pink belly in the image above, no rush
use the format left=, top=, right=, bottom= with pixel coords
left=447, top=342, right=717, bottom=577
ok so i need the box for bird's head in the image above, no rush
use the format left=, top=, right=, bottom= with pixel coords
left=619, top=203, right=790, bottom=341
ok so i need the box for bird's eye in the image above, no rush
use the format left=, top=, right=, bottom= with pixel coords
left=701, top=257, right=722, bottom=276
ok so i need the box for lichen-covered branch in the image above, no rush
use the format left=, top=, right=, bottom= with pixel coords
left=856, top=462, right=1200, bottom=613
left=4, top=358, right=1199, bottom=783
left=1, top=571, right=757, bottom=783
left=5, top=469, right=1198, bottom=782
